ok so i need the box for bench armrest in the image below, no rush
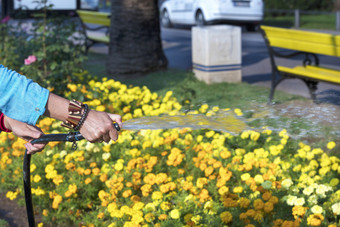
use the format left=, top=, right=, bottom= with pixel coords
left=271, top=49, right=319, bottom=66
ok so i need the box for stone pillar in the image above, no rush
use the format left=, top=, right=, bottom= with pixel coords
left=192, top=25, right=242, bottom=84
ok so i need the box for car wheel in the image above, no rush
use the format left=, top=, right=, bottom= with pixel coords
left=246, top=23, right=258, bottom=32
left=161, top=9, right=172, bottom=28
left=195, top=11, right=206, bottom=26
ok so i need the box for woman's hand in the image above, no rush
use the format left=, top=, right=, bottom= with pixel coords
left=79, top=110, right=122, bottom=143
left=3, top=115, right=46, bottom=154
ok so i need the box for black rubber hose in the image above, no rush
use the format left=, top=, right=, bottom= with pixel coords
left=23, top=123, right=120, bottom=226
left=23, top=132, right=84, bottom=227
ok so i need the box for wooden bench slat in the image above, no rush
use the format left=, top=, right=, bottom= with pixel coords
left=278, top=65, right=340, bottom=84
left=261, top=25, right=340, bottom=47
left=76, top=10, right=111, bottom=53
left=77, top=10, right=110, bottom=26
left=267, top=37, right=340, bottom=57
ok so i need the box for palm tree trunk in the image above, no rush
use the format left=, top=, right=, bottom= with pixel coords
left=335, top=0, right=340, bottom=11
left=106, top=0, right=168, bottom=76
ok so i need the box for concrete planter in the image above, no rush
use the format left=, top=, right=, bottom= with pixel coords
left=192, top=25, right=242, bottom=84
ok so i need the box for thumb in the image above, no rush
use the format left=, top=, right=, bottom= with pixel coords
left=24, top=124, right=44, bottom=140
left=108, top=113, right=123, bottom=127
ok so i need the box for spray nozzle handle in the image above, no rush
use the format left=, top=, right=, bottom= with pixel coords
left=113, top=122, right=120, bottom=131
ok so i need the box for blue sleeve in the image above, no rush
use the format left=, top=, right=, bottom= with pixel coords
left=0, top=65, right=50, bottom=125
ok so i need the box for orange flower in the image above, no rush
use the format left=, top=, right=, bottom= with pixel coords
left=262, top=191, right=272, bottom=201
left=254, top=199, right=264, bottom=210
left=122, top=189, right=132, bottom=198
left=264, top=202, right=274, bottom=213
left=100, top=174, right=108, bottom=182
left=144, top=173, right=156, bottom=185
left=85, top=178, right=92, bottom=184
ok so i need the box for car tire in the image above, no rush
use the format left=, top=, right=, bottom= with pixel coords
left=246, top=23, right=258, bottom=32
left=161, top=9, right=172, bottom=28
left=195, top=11, right=206, bottom=26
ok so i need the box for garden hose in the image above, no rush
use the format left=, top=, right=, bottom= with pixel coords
left=23, top=123, right=120, bottom=227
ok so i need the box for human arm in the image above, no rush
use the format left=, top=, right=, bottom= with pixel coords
left=43, top=93, right=122, bottom=143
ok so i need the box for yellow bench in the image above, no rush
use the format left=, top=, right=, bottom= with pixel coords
left=76, top=10, right=110, bottom=53
left=260, top=25, right=340, bottom=103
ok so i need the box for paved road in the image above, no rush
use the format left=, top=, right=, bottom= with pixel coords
left=160, top=26, right=340, bottom=104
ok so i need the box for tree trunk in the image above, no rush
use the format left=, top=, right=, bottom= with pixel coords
left=335, top=0, right=340, bottom=11
left=106, top=0, right=168, bottom=76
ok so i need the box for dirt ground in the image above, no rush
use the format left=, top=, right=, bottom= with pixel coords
left=0, top=194, right=29, bottom=227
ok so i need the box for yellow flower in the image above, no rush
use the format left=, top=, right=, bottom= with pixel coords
left=6, top=191, right=18, bottom=200
left=33, top=175, right=42, bottom=183
left=254, top=175, right=264, bottom=184
left=169, top=209, right=180, bottom=219
left=114, top=162, right=124, bottom=171
left=241, top=173, right=251, bottom=181
left=67, top=84, right=77, bottom=92
left=327, top=141, right=336, bottom=150
left=151, top=191, right=163, bottom=200
left=42, top=209, right=48, bottom=216
left=234, top=108, right=243, bottom=116
left=160, top=201, right=171, bottom=211
left=307, top=214, right=324, bottom=226
left=196, top=177, right=208, bottom=189
left=220, top=211, right=232, bottom=224
left=233, top=186, right=243, bottom=193
left=52, top=194, right=62, bottom=209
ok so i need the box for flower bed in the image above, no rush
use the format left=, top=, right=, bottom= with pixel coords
left=0, top=78, right=339, bottom=227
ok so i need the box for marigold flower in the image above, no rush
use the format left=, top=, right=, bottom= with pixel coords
left=238, top=197, right=250, bottom=208
left=159, top=214, right=168, bottom=221
left=250, top=196, right=263, bottom=209
left=327, top=141, right=336, bottom=150
left=145, top=213, right=155, bottom=222
left=169, top=209, right=180, bottom=219
left=220, top=211, right=232, bottom=224
left=97, top=212, right=104, bottom=219
left=307, top=214, right=324, bottom=226
left=85, top=178, right=92, bottom=184
left=331, top=202, right=340, bottom=215
left=254, top=175, right=264, bottom=184
left=52, top=194, right=62, bottom=209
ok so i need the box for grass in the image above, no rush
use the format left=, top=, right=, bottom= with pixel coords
left=84, top=53, right=301, bottom=109
left=263, top=13, right=337, bottom=30
left=0, top=219, right=9, bottom=227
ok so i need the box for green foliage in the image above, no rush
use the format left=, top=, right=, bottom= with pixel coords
left=264, top=0, right=335, bottom=11
left=0, top=0, right=88, bottom=95
left=0, top=219, right=9, bottom=227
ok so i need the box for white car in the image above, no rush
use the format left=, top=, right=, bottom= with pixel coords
left=160, top=0, right=264, bottom=31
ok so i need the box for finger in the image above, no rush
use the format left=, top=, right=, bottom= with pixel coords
left=25, top=143, right=37, bottom=155
left=108, top=114, right=123, bottom=128
left=103, top=133, right=111, bottom=143
left=109, top=128, right=118, bottom=141
left=26, top=124, right=44, bottom=139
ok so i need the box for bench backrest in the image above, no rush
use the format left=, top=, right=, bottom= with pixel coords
left=261, top=25, right=340, bottom=57
left=76, top=10, right=110, bottom=26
